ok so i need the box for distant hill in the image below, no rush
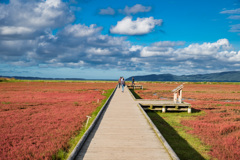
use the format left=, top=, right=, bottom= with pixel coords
left=126, top=71, right=240, bottom=82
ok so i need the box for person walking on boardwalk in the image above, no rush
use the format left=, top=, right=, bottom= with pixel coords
left=132, top=77, right=135, bottom=86
left=118, top=77, right=122, bottom=88
left=121, top=77, right=125, bottom=92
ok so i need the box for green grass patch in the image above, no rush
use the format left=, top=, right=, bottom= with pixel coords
left=196, top=91, right=207, bottom=93
left=1, top=101, right=11, bottom=104
left=147, top=111, right=212, bottom=160
left=53, top=88, right=115, bottom=160
left=74, top=102, right=79, bottom=106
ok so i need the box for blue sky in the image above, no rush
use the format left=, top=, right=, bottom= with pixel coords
left=0, top=0, right=240, bottom=79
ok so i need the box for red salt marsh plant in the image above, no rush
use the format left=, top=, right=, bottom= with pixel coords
left=134, top=82, right=240, bottom=160
left=0, top=81, right=116, bottom=160
left=181, top=101, right=240, bottom=160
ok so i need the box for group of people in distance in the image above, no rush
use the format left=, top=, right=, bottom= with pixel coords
left=118, top=77, right=135, bottom=92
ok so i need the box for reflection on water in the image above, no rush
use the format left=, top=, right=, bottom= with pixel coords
left=182, top=98, right=196, bottom=101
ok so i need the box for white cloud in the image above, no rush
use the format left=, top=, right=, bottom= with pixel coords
left=66, top=61, right=85, bottom=67
left=110, top=16, right=162, bottom=35
left=130, top=57, right=140, bottom=62
left=119, top=4, right=151, bottom=15
left=99, top=7, right=115, bottom=15
left=0, top=26, right=35, bottom=35
left=0, top=0, right=132, bottom=70
left=175, top=39, right=232, bottom=56
left=130, top=39, right=240, bottom=75
left=45, top=0, right=61, bottom=8
left=139, top=41, right=185, bottom=57
left=129, top=45, right=143, bottom=52
left=220, top=8, right=240, bottom=35
left=140, top=46, right=174, bottom=57
left=229, top=24, right=240, bottom=32
left=86, top=47, right=111, bottom=55
left=0, top=0, right=74, bottom=39
left=226, top=51, right=240, bottom=62
left=138, top=39, right=239, bottom=64
left=1, top=1, right=240, bottom=76
left=220, top=8, right=240, bottom=14
left=62, top=24, right=102, bottom=37
left=228, top=15, right=240, bottom=20
left=152, top=41, right=185, bottom=47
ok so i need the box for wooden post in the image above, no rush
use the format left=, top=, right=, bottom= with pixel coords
left=149, top=105, right=153, bottom=110
left=178, top=89, right=182, bottom=103
left=188, top=107, right=191, bottom=113
left=85, top=116, right=91, bottom=129
left=174, top=92, right=177, bottom=103
left=162, top=106, right=166, bottom=113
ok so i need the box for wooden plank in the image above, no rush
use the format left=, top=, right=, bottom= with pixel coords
left=171, top=84, right=183, bottom=93
left=127, top=85, right=143, bottom=89
left=75, top=86, right=174, bottom=160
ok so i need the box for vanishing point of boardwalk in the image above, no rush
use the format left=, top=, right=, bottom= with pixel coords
left=75, top=87, right=173, bottom=160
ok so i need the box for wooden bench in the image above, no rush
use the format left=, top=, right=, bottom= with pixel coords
left=140, top=103, right=191, bottom=113
left=128, top=85, right=143, bottom=90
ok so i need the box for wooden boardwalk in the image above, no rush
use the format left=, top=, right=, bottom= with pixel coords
left=74, top=86, right=176, bottom=160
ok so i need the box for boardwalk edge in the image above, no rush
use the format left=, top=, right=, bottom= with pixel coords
left=127, top=87, right=179, bottom=159
left=67, top=85, right=117, bottom=160
left=137, top=104, right=180, bottom=160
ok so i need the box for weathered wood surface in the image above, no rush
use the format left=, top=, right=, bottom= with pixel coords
left=128, top=84, right=191, bottom=113
left=127, top=85, right=143, bottom=89
left=171, top=84, right=184, bottom=93
left=75, top=87, right=174, bottom=160
left=140, top=103, right=191, bottom=113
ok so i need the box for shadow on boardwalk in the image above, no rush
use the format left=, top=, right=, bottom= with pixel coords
left=147, top=111, right=205, bottom=160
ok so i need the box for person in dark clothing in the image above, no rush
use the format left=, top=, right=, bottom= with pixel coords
left=132, top=77, right=135, bottom=86
left=118, top=77, right=122, bottom=88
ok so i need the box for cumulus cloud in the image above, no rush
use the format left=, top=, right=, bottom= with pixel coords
left=110, top=16, right=162, bottom=35
left=0, top=26, right=35, bottom=35
left=140, top=39, right=234, bottom=58
left=129, top=45, right=143, bottom=52
left=141, top=46, right=174, bottom=57
left=86, top=47, right=111, bottom=55
left=61, top=24, right=102, bottom=37
left=0, top=1, right=131, bottom=70
left=99, top=7, right=115, bottom=15
left=32, top=23, right=132, bottom=69
left=0, top=0, right=74, bottom=40
left=119, top=4, right=152, bottom=15
left=140, top=41, right=184, bottom=57
left=133, top=39, right=240, bottom=74
left=175, top=39, right=232, bottom=56
left=1, top=1, right=240, bottom=76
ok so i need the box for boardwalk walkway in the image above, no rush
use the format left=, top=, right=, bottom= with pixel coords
left=75, top=86, right=174, bottom=160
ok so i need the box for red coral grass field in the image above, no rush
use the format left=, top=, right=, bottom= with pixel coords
left=0, top=81, right=116, bottom=160
left=134, top=82, right=240, bottom=160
